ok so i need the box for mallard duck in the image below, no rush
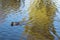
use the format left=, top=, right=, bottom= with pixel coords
left=11, top=22, right=20, bottom=26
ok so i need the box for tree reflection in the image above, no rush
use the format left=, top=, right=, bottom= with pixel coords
left=0, top=0, right=20, bottom=23
left=23, top=0, right=59, bottom=40
left=2, top=0, right=20, bottom=10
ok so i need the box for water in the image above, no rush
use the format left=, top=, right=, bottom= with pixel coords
left=0, top=0, right=60, bottom=40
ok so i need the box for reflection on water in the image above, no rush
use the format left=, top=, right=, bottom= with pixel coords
left=0, top=0, right=60, bottom=40
left=24, top=0, right=60, bottom=40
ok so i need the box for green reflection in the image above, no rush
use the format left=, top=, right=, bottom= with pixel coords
left=23, top=0, right=59, bottom=40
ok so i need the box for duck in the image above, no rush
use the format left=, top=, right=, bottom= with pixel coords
left=11, top=22, right=20, bottom=26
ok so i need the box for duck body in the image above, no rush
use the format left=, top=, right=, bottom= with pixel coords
left=11, top=22, right=20, bottom=26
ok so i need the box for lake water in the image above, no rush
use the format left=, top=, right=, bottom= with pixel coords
left=0, top=0, right=60, bottom=40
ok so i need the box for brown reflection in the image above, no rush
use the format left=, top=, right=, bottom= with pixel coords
left=2, top=0, right=20, bottom=10
left=23, top=0, right=58, bottom=40
left=0, top=0, right=20, bottom=23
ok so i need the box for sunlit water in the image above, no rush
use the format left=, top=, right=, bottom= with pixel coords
left=0, top=0, right=60, bottom=40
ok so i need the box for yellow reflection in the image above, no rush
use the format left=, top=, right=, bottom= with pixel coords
left=24, top=0, right=57, bottom=40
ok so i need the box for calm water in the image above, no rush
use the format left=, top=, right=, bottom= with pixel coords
left=0, top=0, right=60, bottom=40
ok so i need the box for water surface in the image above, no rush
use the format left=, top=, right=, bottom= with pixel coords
left=0, top=0, right=60, bottom=40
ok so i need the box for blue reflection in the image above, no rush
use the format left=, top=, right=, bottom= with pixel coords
left=0, top=13, right=25, bottom=40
